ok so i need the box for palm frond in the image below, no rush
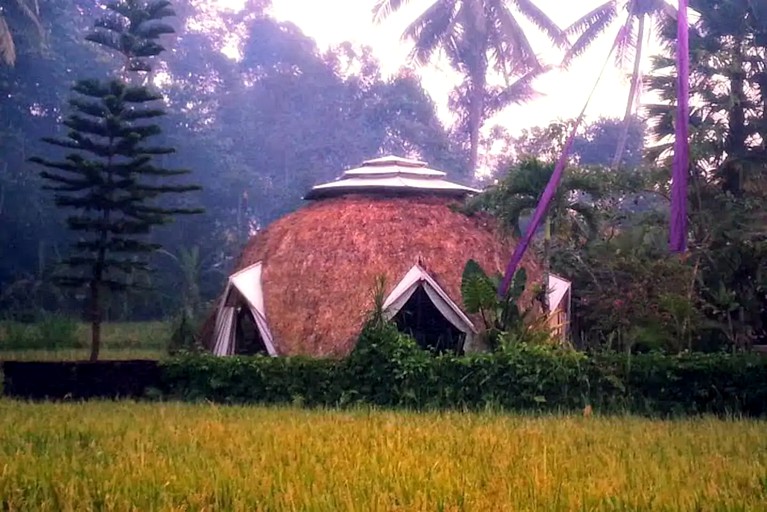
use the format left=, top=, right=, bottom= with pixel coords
left=442, top=33, right=465, bottom=71
left=562, top=8, right=617, bottom=65
left=401, top=0, right=455, bottom=66
left=659, top=1, right=678, bottom=19
left=13, top=0, right=43, bottom=37
left=1, top=0, right=46, bottom=66
left=562, top=174, right=605, bottom=199
left=0, top=17, right=15, bottom=65
left=566, top=202, right=600, bottom=238
left=372, top=0, right=417, bottom=24
left=495, top=5, right=541, bottom=70
left=511, top=0, right=569, bottom=48
left=498, top=195, right=539, bottom=236
left=564, top=2, right=615, bottom=35
left=484, top=66, right=549, bottom=116
left=615, top=14, right=638, bottom=69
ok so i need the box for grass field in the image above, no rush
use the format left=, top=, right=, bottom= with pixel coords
left=0, top=402, right=765, bottom=511
left=0, top=348, right=164, bottom=361
left=0, top=321, right=168, bottom=360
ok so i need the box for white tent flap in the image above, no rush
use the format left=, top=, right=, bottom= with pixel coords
left=382, top=264, right=477, bottom=347
left=211, top=262, right=277, bottom=356
left=547, top=274, right=571, bottom=312
left=231, top=263, right=266, bottom=313
left=212, top=306, right=236, bottom=356
left=382, top=266, right=422, bottom=318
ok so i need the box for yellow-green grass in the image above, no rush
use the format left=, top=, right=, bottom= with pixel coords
left=0, top=320, right=169, bottom=348
left=0, top=321, right=168, bottom=360
left=0, top=348, right=164, bottom=361
left=0, top=402, right=765, bottom=511
left=73, top=321, right=170, bottom=349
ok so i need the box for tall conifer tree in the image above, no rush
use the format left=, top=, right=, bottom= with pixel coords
left=30, top=0, right=202, bottom=360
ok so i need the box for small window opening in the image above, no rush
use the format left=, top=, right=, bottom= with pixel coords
left=234, top=306, right=268, bottom=355
left=393, top=286, right=465, bottom=355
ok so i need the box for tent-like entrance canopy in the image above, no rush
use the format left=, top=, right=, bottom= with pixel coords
left=547, top=274, right=572, bottom=343
left=212, top=262, right=277, bottom=356
left=383, top=264, right=478, bottom=352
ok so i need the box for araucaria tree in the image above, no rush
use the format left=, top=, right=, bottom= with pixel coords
left=30, top=0, right=202, bottom=360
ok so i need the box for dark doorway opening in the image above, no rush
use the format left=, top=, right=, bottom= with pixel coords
left=234, top=306, right=269, bottom=355
left=393, top=286, right=465, bottom=355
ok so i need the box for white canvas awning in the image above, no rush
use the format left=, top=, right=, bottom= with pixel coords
left=547, top=274, right=571, bottom=312
left=212, top=262, right=277, bottom=356
left=383, top=264, right=477, bottom=348
left=547, top=273, right=572, bottom=343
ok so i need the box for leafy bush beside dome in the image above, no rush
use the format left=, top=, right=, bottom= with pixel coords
left=460, top=260, right=553, bottom=351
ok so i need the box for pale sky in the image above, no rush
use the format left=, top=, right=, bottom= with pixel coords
left=210, top=0, right=670, bottom=143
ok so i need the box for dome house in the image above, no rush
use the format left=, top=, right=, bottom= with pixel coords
left=202, top=155, right=567, bottom=357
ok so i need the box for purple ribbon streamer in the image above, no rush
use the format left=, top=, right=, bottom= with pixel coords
left=498, top=131, right=579, bottom=297
left=498, top=25, right=626, bottom=297
left=498, top=3, right=691, bottom=296
left=670, top=0, right=690, bottom=253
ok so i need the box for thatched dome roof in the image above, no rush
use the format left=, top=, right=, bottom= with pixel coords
left=202, top=156, right=543, bottom=357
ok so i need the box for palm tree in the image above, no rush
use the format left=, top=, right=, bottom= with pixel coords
left=563, top=0, right=677, bottom=168
left=0, top=0, right=44, bottom=66
left=464, top=158, right=603, bottom=309
left=372, top=0, right=567, bottom=174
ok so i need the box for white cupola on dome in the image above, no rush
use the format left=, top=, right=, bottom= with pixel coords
left=303, top=155, right=480, bottom=200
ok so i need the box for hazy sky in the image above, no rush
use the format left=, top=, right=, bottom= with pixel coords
left=216, top=0, right=669, bottom=136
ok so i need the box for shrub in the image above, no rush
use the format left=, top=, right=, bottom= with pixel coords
left=0, top=315, right=80, bottom=350
left=0, top=321, right=39, bottom=349
left=160, top=355, right=342, bottom=406
left=167, top=310, right=204, bottom=356
left=157, top=324, right=767, bottom=417
left=36, top=314, right=81, bottom=349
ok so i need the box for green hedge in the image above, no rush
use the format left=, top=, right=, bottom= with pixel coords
left=159, top=324, right=767, bottom=417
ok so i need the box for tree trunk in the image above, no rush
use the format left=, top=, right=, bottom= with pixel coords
left=468, top=76, right=485, bottom=175
left=543, top=216, right=551, bottom=314
left=723, top=42, right=747, bottom=196
left=91, top=144, right=113, bottom=361
left=89, top=280, right=101, bottom=361
left=612, top=15, right=646, bottom=169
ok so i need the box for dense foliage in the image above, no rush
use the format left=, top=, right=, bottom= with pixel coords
left=159, top=323, right=767, bottom=415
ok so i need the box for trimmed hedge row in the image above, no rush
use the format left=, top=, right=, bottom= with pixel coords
left=160, top=325, right=767, bottom=416
left=3, top=324, right=767, bottom=416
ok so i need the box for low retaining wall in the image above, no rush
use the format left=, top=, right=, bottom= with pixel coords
left=1, top=360, right=161, bottom=400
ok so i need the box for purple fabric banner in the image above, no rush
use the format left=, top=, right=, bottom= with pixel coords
left=669, top=0, right=690, bottom=253
left=498, top=26, right=626, bottom=297
left=498, top=132, right=579, bottom=297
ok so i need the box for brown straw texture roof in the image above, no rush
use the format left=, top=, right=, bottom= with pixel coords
left=202, top=194, right=542, bottom=357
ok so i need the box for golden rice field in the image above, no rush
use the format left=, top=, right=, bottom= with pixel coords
left=0, top=401, right=765, bottom=511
